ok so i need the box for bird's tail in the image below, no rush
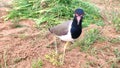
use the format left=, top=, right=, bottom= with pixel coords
left=48, top=28, right=53, bottom=33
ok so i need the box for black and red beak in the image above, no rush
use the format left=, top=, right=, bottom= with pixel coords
left=74, top=8, right=84, bottom=24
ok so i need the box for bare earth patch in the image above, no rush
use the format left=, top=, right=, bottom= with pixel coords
left=0, top=0, right=120, bottom=68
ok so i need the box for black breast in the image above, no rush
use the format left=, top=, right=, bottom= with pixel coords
left=71, top=26, right=82, bottom=39
left=70, top=17, right=83, bottom=39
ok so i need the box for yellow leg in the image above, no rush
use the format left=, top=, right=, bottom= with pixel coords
left=62, top=41, right=69, bottom=64
left=54, top=36, right=58, bottom=54
left=47, top=36, right=58, bottom=54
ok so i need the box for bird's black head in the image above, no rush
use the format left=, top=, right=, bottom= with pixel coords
left=74, top=8, right=84, bottom=25
left=75, top=8, right=84, bottom=16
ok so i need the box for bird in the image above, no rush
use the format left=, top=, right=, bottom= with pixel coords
left=49, top=8, right=84, bottom=63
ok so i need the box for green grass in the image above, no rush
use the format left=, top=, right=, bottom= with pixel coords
left=106, top=8, right=120, bottom=33
left=3, top=50, right=7, bottom=68
left=86, top=60, right=97, bottom=67
left=112, top=48, right=120, bottom=68
left=5, top=0, right=103, bottom=28
left=111, top=7, right=120, bottom=33
left=45, top=51, right=63, bottom=66
left=17, top=34, right=28, bottom=39
left=99, top=46, right=120, bottom=68
left=112, top=14, right=120, bottom=33
left=10, top=18, right=23, bottom=28
left=14, top=57, right=23, bottom=63
left=32, top=59, right=43, bottom=68
left=108, top=37, right=120, bottom=43
left=75, top=29, right=101, bottom=52
left=0, top=64, right=1, bottom=68
left=100, top=0, right=120, bottom=33
left=114, top=48, right=120, bottom=58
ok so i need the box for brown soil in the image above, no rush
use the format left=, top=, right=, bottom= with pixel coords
left=0, top=0, right=120, bottom=68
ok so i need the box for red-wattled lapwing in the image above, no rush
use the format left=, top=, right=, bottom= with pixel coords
left=49, top=8, right=84, bottom=63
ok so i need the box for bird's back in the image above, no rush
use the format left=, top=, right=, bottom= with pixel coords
left=49, top=20, right=72, bottom=36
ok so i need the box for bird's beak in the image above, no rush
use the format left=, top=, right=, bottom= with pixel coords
left=76, top=16, right=81, bottom=25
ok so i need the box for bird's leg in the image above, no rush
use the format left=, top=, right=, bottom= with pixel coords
left=62, top=41, right=69, bottom=64
left=54, top=36, right=58, bottom=54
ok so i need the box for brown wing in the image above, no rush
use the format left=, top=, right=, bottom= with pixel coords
left=49, top=20, right=72, bottom=36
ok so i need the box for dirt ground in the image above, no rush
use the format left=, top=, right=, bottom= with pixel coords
left=0, top=0, right=120, bottom=68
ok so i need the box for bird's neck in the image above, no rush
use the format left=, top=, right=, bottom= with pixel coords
left=72, top=17, right=83, bottom=27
